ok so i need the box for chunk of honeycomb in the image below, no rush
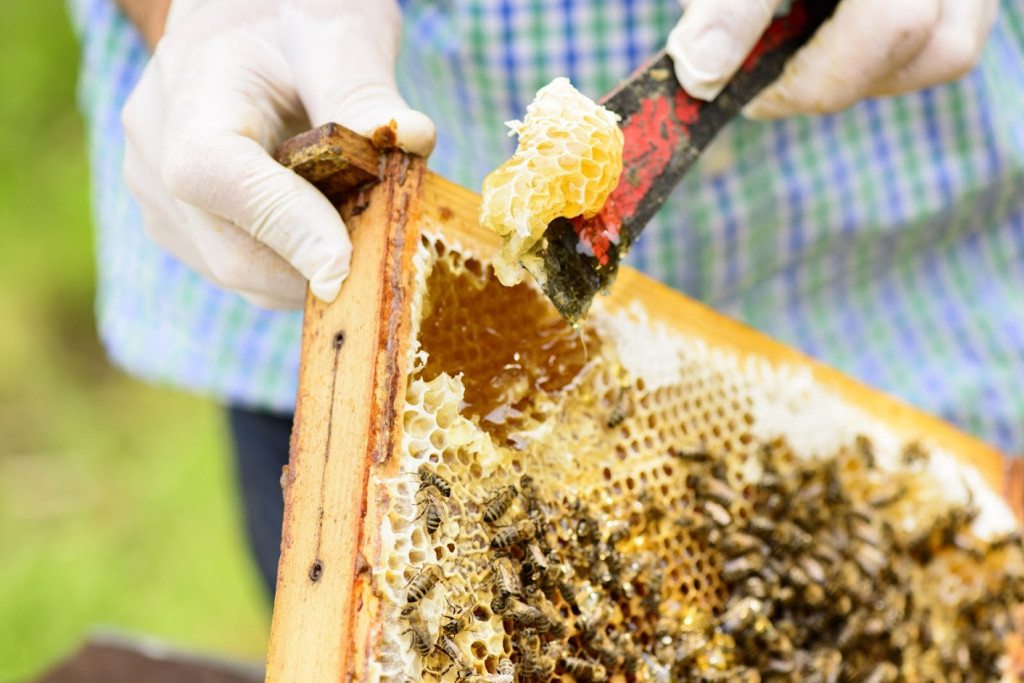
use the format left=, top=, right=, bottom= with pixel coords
left=365, top=235, right=1024, bottom=683
left=480, top=77, right=624, bottom=287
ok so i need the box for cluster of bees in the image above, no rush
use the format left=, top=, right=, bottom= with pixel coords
left=399, top=463, right=611, bottom=681
left=659, top=439, right=1024, bottom=681
left=395, top=436, right=1024, bottom=682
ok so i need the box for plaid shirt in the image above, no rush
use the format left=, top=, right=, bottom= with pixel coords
left=68, top=0, right=1024, bottom=454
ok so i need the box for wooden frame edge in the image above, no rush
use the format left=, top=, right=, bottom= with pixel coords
left=267, top=154, right=426, bottom=681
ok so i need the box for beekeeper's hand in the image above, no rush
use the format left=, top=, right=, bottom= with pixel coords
left=122, top=0, right=435, bottom=310
left=666, top=0, right=998, bottom=119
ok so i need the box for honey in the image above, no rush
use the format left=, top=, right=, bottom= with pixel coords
left=415, top=254, right=593, bottom=442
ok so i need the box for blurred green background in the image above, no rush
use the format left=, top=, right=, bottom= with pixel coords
left=0, top=2, right=271, bottom=679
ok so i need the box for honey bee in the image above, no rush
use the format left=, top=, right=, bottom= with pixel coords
left=762, top=490, right=789, bottom=517
left=613, top=631, right=642, bottom=675
left=539, top=601, right=569, bottom=638
left=482, top=485, right=518, bottom=524
left=553, top=561, right=580, bottom=614
left=701, top=668, right=758, bottom=683
left=418, top=463, right=451, bottom=497
left=867, top=481, right=908, bottom=508
left=653, top=615, right=678, bottom=646
left=810, top=540, right=842, bottom=567
left=720, top=532, right=765, bottom=559
left=702, top=500, right=733, bottom=527
left=674, top=510, right=703, bottom=532
left=757, top=468, right=788, bottom=495
left=721, top=553, right=764, bottom=584
left=400, top=610, right=433, bottom=657
left=465, top=673, right=514, bottom=683
left=794, top=469, right=827, bottom=502
left=519, top=542, right=549, bottom=588
left=741, top=575, right=769, bottom=600
left=775, top=585, right=796, bottom=607
left=718, top=596, right=766, bottom=635
left=538, top=552, right=561, bottom=601
left=604, top=520, right=631, bottom=546
left=804, top=583, right=827, bottom=608
left=519, top=475, right=541, bottom=515
left=559, top=656, right=608, bottom=682
left=637, top=489, right=666, bottom=524
left=675, top=511, right=719, bottom=545
left=490, top=519, right=537, bottom=549
left=639, top=565, right=665, bottom=615
left=746, top=515, right=776, bottom=541
left=678, top=604, right=713, bottom=635
left=850, top=541, right=888, bottom=579
left=696, top=475, right=738, bottom=508
left=778, top=519, right=813, bottom=551
left=490, top=595, right=507, bottom=614
left=835, top=563, right=873, bottom=605
left=606, top=387, right=633, bottom=428
left=900, top=440, right=929, bottom=468
left=492, top=555, right=522, bottom=599
left=406, top=564, right=442, bottom=603
left=581, top=626, right=624, bottom=672
left=518, top=635, right=556, bottom=679
left=589, top=557, right=613, bottom=587
left=836, top=610, right=865, bottom=650
left=435, top=634, right=473, bottom=680
left=732, top=667, right=761, bottom=683
left=787, top=563, right=811, bottom=589
left=809, top=647, right=842, bottom=682
left=673, top=439, right=711, bottom=463
left=503, top=598, right=552, bottom=631
left=860, top=662, right=899, bottom=683
left=415, top=486, right=446, bottom=535
left=854, top=434, right=877, bottom=468
left=573, top=506, right=601, bottom=546
left=442, top=600, right=480, bottom=636
left=466, top=659, right=516, bottom=683
left=797, top=553, right=827, bottom=586
left=764, top=657, right=796, bottom=675
left=848, top=515, right=883, bottom=548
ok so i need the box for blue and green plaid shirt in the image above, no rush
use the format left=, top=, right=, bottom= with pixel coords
left=68, top=0, right=1024, bottom=454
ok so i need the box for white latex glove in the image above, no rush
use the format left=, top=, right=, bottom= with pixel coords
left=122, top=0, right=435, bottom=310
left=666, top=0, right=998, bottom=119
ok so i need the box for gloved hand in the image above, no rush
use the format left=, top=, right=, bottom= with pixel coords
left=666, top=0, right=998, bottom=119
left=122, top=0, right=435, bottom=310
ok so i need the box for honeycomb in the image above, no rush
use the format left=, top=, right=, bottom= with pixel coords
left=365, top=236, right=1024, bottom=683
left=479, top=77, right=624, bottom=287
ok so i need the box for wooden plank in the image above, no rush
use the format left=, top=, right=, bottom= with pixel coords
left=266, top=152, right=425, bottom=681
left=272, top=122, right=383, bottom=205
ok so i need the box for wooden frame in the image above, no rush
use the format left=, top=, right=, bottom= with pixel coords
left=267, top=126, right=1022, bottom=680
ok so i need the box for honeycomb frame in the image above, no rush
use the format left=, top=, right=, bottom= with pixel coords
left=267, top=164, right=1024, bottom=682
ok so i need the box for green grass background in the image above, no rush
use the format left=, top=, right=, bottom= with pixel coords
left=0, top=3, right=271, bottom=679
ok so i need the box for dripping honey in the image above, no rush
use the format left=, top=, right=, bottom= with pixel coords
left=415, top=257, right=596, bottom=439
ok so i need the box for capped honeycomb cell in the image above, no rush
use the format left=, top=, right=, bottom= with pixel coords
left=480, top=77, right=624, bottom=287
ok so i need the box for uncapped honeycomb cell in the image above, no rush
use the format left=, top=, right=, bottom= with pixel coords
left=369, top=237, right=1024, bottom=683
left=480, top=77, right=624, bottom=287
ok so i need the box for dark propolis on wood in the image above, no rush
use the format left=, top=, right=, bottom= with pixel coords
left=272, top=122, right=384, bottom=206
